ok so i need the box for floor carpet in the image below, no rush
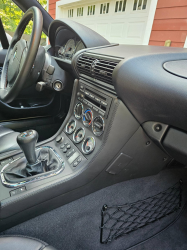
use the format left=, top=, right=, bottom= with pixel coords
left=2, top=168, right=187, bottom=250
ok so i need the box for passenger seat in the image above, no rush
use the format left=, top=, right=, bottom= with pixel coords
left=0, top=235, right=56, bottom=250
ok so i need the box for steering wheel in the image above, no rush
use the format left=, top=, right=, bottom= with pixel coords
left=0, top=7, right=43, bottom=103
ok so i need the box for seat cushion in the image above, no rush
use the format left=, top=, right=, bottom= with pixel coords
left=0, top=235, right=56, bottom=250
left=0, top=126, right=20, bottom=154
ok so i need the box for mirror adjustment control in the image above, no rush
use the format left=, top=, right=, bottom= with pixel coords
left=56, top=135, right=63, bottom=143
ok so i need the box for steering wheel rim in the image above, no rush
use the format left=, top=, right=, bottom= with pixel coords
left=0, top=7, right=43, bottom=103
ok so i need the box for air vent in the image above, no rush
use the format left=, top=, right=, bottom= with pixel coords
left=77, top=55, right=120, bottom=85
left=77, top=55, right=95, bottom=77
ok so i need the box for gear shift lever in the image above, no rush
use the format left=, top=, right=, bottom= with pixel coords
left=17, top=130, right=38, bottom=165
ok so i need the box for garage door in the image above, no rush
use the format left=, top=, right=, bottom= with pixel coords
left=60, top=0, right=152, bottom=45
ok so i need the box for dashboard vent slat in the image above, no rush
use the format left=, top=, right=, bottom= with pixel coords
left=77, top=54, right=121, bottom=85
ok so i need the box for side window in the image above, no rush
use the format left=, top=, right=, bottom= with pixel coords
left=0, top=0, right=47, bottom=46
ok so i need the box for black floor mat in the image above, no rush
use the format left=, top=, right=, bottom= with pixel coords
left=2, top=169, right=187, bottom=250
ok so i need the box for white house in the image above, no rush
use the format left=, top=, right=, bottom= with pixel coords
left=54, top=0, right=158, bottom=45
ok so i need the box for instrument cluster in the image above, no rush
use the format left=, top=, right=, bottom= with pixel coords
left=55, top=39, right=85, bottom=61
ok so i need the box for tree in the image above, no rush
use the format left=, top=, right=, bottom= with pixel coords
left=0, top=0, right=47, bottom=38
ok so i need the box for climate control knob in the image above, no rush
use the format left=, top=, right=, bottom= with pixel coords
left=82, top=109, right=93, bottom=127
left=92, top=116, right=105, bottom=136
left=74, top=102, right=83, bottom=119
left=82, top=137, right=95, bottom=155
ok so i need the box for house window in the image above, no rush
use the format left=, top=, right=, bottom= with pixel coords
left=100, top=3, right=110, bottom=14
left=88, top=5, right=95, bottom=15
left=77, top=7, right=83, bottom=16
left=133, top=0, right=147, bottom=10
left=115, top=0, right=127, bottom=12
left=68, top=9, right=74, bottom=17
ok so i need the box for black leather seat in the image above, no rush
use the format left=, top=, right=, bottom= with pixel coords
left=0, top=126, right=19, bottom=154
left=0, top=235, right=56, bottom=250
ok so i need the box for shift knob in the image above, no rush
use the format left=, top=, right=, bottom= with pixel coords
left=17, top=130, right=38, bottom=165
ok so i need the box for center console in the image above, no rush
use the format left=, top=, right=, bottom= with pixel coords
left=61, top=81, right=113, bottom=167
left=0, top=79, right=116, bottom=195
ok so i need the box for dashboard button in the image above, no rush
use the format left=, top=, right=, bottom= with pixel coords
left=95, top=98, right=101, bottom=103
left=93, top=106, right=99, bottom=112
left=85, top=91, right=90, bottom=96
left=60, top=144, right=65, bottom=149
left=67, top=144, right=71, bottom=149
left=56, top=135, right=62, bottom=143
left=101, top=101, right=107, bottom=106
left=90, top=94, right=95, bottom=99
left=99, top=110, right=105, bottom=116
left=63, top=148, right=67, bottom=153
left=73, top=161, right=78, bottom=167
left=66, top=149, right=74, bottom=158
left=83, top=100, right=88, bottom=105
left=77, top=157, right=82, bottom=163
left=87, top=103, right=93, bottom=108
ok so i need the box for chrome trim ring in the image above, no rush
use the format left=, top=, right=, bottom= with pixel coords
left=73, top=127, right=85, bottom=144
left=82, top=109, right=93, bottom=127
left=65, top=119, right=76, bottom=134
left=92, top=116, right=105, bottom=137
left=82, top=136, right=96, bottom=155
left=74, top=102, right=83, bottom=119
left=0, top=146, right=65, bottom=188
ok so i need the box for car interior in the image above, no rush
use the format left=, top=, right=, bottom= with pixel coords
left=0, top=0, right=187, bottom=249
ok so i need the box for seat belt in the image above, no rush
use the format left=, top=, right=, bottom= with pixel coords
left=0, top=19, right=9, bottom=49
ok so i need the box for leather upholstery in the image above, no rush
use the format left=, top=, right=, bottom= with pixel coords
left=0, top=126, right=19, bottom=154
left=0, top=236, right=56, bottom=250
left=4, top=147, right=64, bottom=183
